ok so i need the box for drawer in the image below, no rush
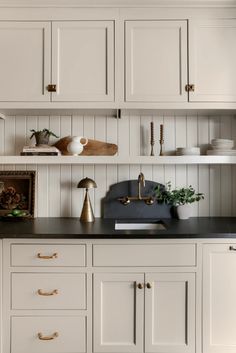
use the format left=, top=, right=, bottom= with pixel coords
left=11, top=316, right=86, bottom=353
left=11, top=244, right=86, bottom=267
left=12, top=273, right=86, bottom=310
left=93, top=244, right=196, bottom=267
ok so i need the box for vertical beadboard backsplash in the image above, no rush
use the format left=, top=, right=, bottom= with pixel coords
left=0, top=114, right=236, bottom=217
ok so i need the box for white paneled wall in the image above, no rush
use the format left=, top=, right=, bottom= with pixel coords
left=0, top=114, right=235, bottom=217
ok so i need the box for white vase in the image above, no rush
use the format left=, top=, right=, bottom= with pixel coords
left=67, top=136, right=88, bottom=156
left=176, top=204, right=192, bottom=220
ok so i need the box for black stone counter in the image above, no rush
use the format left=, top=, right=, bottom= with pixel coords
left=0, top=217, right=235, bottom=238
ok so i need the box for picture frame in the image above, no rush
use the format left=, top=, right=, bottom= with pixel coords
left=0, top=171, right=35, bottom=217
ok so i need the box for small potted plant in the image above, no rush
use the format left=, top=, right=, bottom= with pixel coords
left=155, top=182, right=204, bottom=219
left=30, top=129, right=59, bottom=146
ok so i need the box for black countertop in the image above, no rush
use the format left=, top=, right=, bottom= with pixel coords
left=0, top=217, right=236, bottom=238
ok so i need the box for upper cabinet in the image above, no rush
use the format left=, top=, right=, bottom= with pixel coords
left=0, top=22, right=51, bottom=102
left=125, top=20, right=188, bottom=102
left=0, top=20, right=114, bottom=103
left=52, top=21, right=114, bottom=102
left=188, top=19, right=236, bottom=102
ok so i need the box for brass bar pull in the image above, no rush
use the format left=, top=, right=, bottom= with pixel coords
left=38, top=332, right=59, bottom=340
left=146, top=282, right=152, bottom=289
left=37, top=253, right=58, bottom=259
left=37, top=289, right=58, bottom=296
left=137, top=283, right=144, bottom=289
left=229, top=246, right=236, bottom=251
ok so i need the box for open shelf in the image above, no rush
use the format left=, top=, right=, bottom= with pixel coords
left=1, top=155, right=236, bottom=165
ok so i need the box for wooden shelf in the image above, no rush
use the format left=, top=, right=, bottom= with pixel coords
left=1, top=155, right=236, bottom=165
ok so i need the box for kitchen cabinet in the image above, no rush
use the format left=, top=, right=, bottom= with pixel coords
left=0, top=20, right=114, bottom=103
left=188, top=19, right=236, bottom=102
left=203, top=244, right=236, bottom=353
left=0, top=22, right=51, bottom=102
left=93, top=272, right=195, bottom=353
left=52, top=21, right=114, bottom=102
left=125, top=20, right=188, bottom=102
left=93, top=273, right=144, bottom=353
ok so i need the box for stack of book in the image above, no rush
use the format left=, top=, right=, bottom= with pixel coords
left=21, top=146, right=61, bottom=156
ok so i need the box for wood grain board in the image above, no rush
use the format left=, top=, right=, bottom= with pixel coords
left=54, top=136, right=118, bottom=156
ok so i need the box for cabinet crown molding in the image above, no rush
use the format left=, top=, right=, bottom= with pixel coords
left=0, top=0, right=236, bottom=7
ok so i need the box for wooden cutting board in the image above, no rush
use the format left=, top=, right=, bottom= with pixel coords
left=54, top=136, right=118, bottom=156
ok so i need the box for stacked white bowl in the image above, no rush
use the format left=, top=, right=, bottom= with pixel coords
left=207, top=139, right=236, bottom=155
left=176, top=147, right=200, bottom=155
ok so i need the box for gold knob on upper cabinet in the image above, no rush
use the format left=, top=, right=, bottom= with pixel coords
left=137, top=283, right=144, bottom=289
left=146, top=282, right=152, bottom=289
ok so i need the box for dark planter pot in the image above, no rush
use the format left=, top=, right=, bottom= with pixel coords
left=34, top=132, right=50, bottom=146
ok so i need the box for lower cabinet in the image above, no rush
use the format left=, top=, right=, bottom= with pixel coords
left=203, top=244, right=236, bottom=353
left=93, top=272, right=195, bottom=353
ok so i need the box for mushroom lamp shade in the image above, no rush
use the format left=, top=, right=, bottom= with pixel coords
left=77, top=177, right=97, bottom=222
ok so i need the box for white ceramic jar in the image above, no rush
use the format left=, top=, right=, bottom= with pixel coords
left=176, top=204, right=192, bottom=220
left=67, top=136, right=88, bottom=156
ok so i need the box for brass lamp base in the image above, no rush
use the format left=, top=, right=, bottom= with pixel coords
left=80, top=189, right=95, bottom=223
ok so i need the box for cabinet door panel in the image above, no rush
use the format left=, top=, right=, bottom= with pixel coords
left=189, top=19, right=236, bottom=102
left=203, top=244, right=236, bottom=353
left=93, top=273, right=144, bottom=353
left=125, top=20, right=188, bottom=102
left=0, top=22, right=51, bottom=102
left=145, top=273, right=195, bottom=353
left=52, top=21, right=114, bottom=102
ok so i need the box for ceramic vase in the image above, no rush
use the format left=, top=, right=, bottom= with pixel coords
left=176, top=204, right=192, bottom=220
left=67, top=136, right=88, bottom=156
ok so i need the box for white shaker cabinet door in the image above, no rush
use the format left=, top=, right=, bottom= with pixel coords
left=0, top=22, right=51, bottom=102
left=52, top=21, right=114, bottom=102
left=125, top=20, right=188, bottom=102
left=145, top=273, right=195, bottom=353
left=203, top=244, right=236, bottom=353
left=93, top=273, right=144, bottom=353
left=189, top=19, right=236, bottom=102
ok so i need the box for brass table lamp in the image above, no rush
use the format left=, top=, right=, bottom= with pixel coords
left=77, top=177, right=97, bottom=222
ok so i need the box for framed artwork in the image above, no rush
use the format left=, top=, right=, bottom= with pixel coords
left=0, top=171, right=35, bottom=217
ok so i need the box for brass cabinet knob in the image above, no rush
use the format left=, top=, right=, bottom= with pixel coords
left=146, top=282, right=152, bottom=289
left=137, top=283, right=144, bottom=289
left=47, top=84, right=57, bottom=92
left=185, top=84, right=195, bottom=92
left=37, top=289, right=58, bottom=296
left=229, top=246, right=236, bottom=251
left=38, top=332, right=59, bottom=340
left=37, top=253, right=58, bottom=259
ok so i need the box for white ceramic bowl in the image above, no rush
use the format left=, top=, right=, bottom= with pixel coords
left=176, top=147, right=200, bottom=155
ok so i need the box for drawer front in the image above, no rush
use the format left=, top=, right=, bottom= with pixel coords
left=11, top=316, right=86, bottom=353
left=12, top=273, right=86, bottom=310
left=93, top=244, right=196, bottom=267
left=11, top=244, right=86, bottom=267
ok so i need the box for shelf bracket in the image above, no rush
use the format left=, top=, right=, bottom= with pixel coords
left=116, top=109, right=121, bottom=119
left=0, top=113, right=6, bottom=120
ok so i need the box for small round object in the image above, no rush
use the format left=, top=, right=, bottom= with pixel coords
left=146, top=282, right=152, bottom=289
left=137, top=283, right=144, bottom=289
left=145, top=197, right=154, bottom=205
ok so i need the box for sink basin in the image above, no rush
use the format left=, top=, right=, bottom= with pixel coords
left=115, top=221, right=167, bottom=231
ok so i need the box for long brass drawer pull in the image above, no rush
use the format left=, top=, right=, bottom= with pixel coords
left=38, top=332, right=59, bottom=340
left=37, top=253, right=58, bottom=259
left=37, top=289, right=58, bottom=296
left=229, top=246, right=236, bottom=251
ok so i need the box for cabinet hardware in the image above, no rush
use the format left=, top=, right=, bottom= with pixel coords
left=137, top=283, right=144, bottom=289
left=229, top=246, right=236, bottom=251
left=37, top=289, right=58, bottom=296
left=47, top=84, right=57, bottom=92
left=37, top=253, right=58, bottom=259
left=146, top=282, right=152, bottom=289
left=38, top=332, right=59, bottom=340
left=185, top=84, right=195, bottom=92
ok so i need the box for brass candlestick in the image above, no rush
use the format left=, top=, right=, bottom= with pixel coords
left=150, top=122, right=155, bottom=156
left=77, top=177, right=97, bottom=222
left=159, top=124, right=164, bottom=156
